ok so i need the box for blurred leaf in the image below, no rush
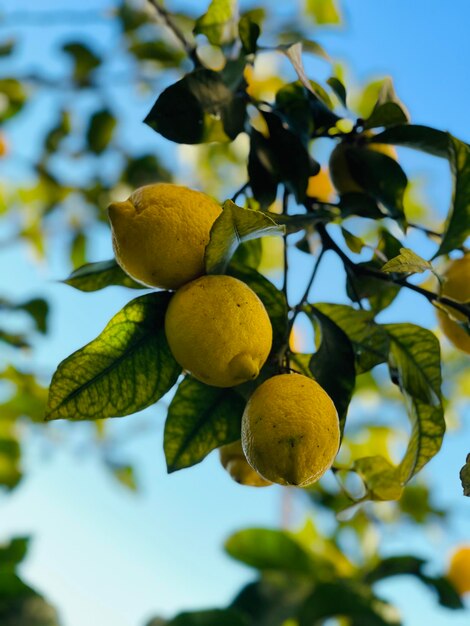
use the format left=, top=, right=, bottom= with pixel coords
left=205, top=200, right=284, bottom=274
left=0, top=538, right=29, bottom=571
left=144, top=69, right=246, bottom=144
left=116, top=1, right=148, bottom=32
left=0, top=366, right=48, bottom=424
left=0, top=331, right=29, bottom=349
left=238, top=14, right=260, bottom=54
left=399, top=483, right=445, bottom=522
left=46, top=293, right=180, bottom=421
left=164, top=376, right=245, bottom=472
left=62, top=41, right=100, bottom=83
left=63, top=259, right=145, bottom=292
left=128, top=40, right=184, bottom=66
left=44, top=110, right=71, bottom=153
left=305, top=0, right=342, bottom=25
left=313, top=303, right=389, bottom=374
left=194, top=0, right=238, bottom=46
left=338, top=192, right=384, bottom=220
left=0, top=79, right=28, bottom=122
left=298, top=580, right=400, bottom=626
left=327, top=76, right=347, bottom=107
left=168, top=609, right=248, bottom=626
left=364, top=78, right=409, bottom=130
left=304, top=305, right=356, bottom=431
left=460, top=453, right=470, bottom=496
left=228, top=264, right=288, bottom=352
left=17, top=298, right=49, bottom=334
left=341, top=227, right=365, bottom=253
left=382, top=248, right=433, bottom=275
left=0, top=40, right=15, bottom=56
left=106, top=461, right=137, bottom=492
left=372, top=124, right=450, bottom=158
left=353, top=456, right=403, bottom=501
left=121, top=154, right=172, bottom=188
left=70, top=231, right=87, bottom=269
left=225, top=528, right=322, bottom=574
left=86, top=109, right=117, bottom=154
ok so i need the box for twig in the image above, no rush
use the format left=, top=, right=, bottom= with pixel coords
left=289, top=246, right=326, bottom=333
left=146, top=0, right=199, bottom=66
left=316, top=223, right=470, bottom=320
left=408, top=222, right=442, bottom=239
left=231, top=182, right=250, bottom=203
left=282, top=187, right=290, bottom=370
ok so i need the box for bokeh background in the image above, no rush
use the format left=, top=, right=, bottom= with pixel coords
left=0, top=1, right=469, bottom=624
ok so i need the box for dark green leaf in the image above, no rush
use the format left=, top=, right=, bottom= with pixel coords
left=194, top=0, right=238, bottom=46
left=144, top=69, right=246, bottom=144
left=0, top=79, right=28, bottom=122
left=344, top=146, right=408, bottom=225
left=228, top=264, right=288, bottom=352
left=46, top=293, right=180, bottom=420
left=70, top=231, right=87, bottom=269
left=225, top=528, right=320, bottom=574
left=371, top=124, right=450, bottom=158
left=338, top=193, right=384, bottom=220
left=299, top=581, right=400, bottom=626
left=346, top=262, right=400, bottom=312
left=327, top=76, right=347, bottom=107
left=304, top=305, right=356, bottom=431
left=45, top=110, right=71, bottom=153
left=164, top=376, right=245, bottom=472
left=0, top=40, right=15, bottom=57
left=205, top=200, right=284, bottom=274
left=313, top=303, right=389, bottom=374
left=364, top=78, right=409, bottom=130
left=63, top=259, right=145, bottom=292
left=121, top=154, right=172, bottom=189
left=382, top=248, right=433, bottom=275
left=248, top=128, right=279, bottom=208
left=62, top=41, right=100, bottom=83
left=231, top=239, right=262, bottom=270
left=238, top=15, right=260, bottom=55
left=460, top=453, right=470, bottom=496
left=128, top=40, right=184, bottom=66
left=168, top=609, right=248, bottom=626
left=341, top=227, right=365, bottom=253
left=0, top=538, right=29, bottom=571
left=86, top=109, right=117, bottom=154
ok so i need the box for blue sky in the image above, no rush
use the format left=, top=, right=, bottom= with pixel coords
left=0, top=1, right=470, bottom=625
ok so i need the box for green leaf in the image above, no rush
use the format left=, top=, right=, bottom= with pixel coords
left=194, top=0, right=238, bottom=46
left=205, top=200, right=284, bottom=274
left=106, top=461, right=138, bottom=492
left=46, top=293, right=181, bottom=421
left=459, top=453, right=470, bottom=496
left=327, top=76, right=347, bottom=107
left=341, top=227, right=365, bottom=253
left=371, top=126, right=470, bottom=255
left=86, top=109, right=117, bottom=154
left=0, top=79, right=27, bottom=122
left=298, top=581, right=400, bottom=626
left=63, top=259, right=145, bottom=292
left=353, top=456, right=403, bottom=501
left=313, top=303, right=389, bottom=374
left=0, top=538, right=29, bottom=571
left=364, top=78, right=409, bottom=130
left=144, top=69, right=246, bottom=144
left=168, top=609, right=248, bottom=626
left=128, top=40, right=184, bottom=66
left=231, top=239, right=262, bottom=270
left=228, top=264, right=288, bottom=352
left=338, top=192, right=384, bottom=220
left=225, top=528, right=320, bottom=574
left=305, top=0, right=342, bottom=25
left=382, top=248, right=433, bottom=275
left=344, top=146, right=408, bottom=225
left=164, top=377, right=245, bottom=472
left=62, top=41, right=100, bottom=83
left=45, top=110, right=71, bottom=153
left=304, top=305, right=356, bottom=431
left=385, top=324, right=441, bottom=406
left=238, top=14, right=260, bottom=54
left=0, top=40, right=15, bottom=57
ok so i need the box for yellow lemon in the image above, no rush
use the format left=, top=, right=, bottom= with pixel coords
left=329, top=135, right=397, bottom=195
left=447, top=546, right=470, bottom=594
left=242, top=373, right=340, bottom=487
left=108, top=183, right=221, bottom=289
left=436, top=255, right=470, bottom=354
left=306, top=167, right=335, bottom=202
left=165, top=275, right=272, bottom=387
left=219, top=440, right=271, bottom=487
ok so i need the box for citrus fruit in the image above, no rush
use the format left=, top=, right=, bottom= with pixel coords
left=306, top=167, right=335, bottom=202
left=436, top=255, right=470, bottom=354
left=108, top=183, right=221, bottom=289
left=447, top=546, right=470, bottom=594
left=165, top=275, right=272, bottom=387
left=242, top=373, right=340, bottom=487
left=329, top=135, right=397, bottom=195
left=219, top=440, right=271, bottom=487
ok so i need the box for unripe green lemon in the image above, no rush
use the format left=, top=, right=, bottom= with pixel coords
left=108, top=183, right=221, bottom=289
left=219, top=440, right=271, bottom=487
left=329, top=137, right=397, bottom=195
left=165, top=275, right=272, bottom=388
left=242, top=373, right=340, bottom=487
left=436, top=255, right=470, bottom=354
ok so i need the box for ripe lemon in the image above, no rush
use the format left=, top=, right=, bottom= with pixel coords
left=219, top=440, right=271, bottom=487
left=306, top=167, right=335, bottom=202
left=108, top=183, right=221, bottom=289
left=436, top=255, right=470, bottom=354
left=165, top=275, right=272, bottom=387
left=447, top=546, right=470, bottom=594
left=329, top=135, right=397, bottom=195
left=242, top=373, right=340, bottom=487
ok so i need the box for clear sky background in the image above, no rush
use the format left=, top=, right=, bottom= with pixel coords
left=0, top=1, right=469, bottom=625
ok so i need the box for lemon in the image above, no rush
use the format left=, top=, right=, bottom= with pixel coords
left=108, top=183, right=221, bottom=289
left=219, top=440, right=271, bottom=487
left=447, top=546, right=470, bottom=594
left=165, top=275, right=272, bottom=388
left=329, top=135, right=397, bottom=195
left=242, top=373, right=340, bottom=487
left=436, top=255, right=470, bottom=354
left=306, top=167, right=335, bottom=202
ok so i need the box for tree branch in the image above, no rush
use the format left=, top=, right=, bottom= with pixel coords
left=146, top=0, right=199, bottom=66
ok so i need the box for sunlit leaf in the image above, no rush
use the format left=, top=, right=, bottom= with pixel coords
left=353, top=455, right=403, bottom=501
left=63, top=259, right=144, bottom=292
left=305, top=0, right=342, bottom=25
left=382, top=248, right=433, bottom=275
left=194, top=0, right=238, bottom=46
left=164, top=376, right=245, bottom=472
left=46, top=293, right=180, bottom=420
left=364, top=78, right=409, bottom=130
